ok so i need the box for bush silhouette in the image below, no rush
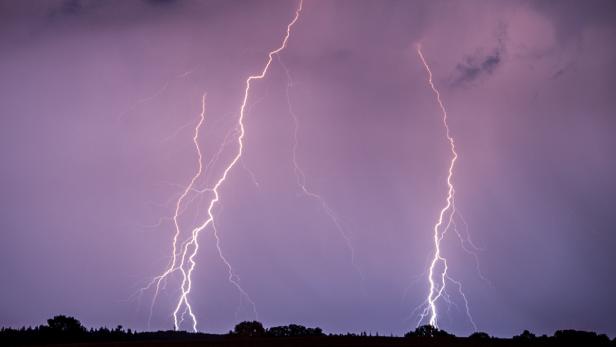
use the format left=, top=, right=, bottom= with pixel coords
left=266, top=325, right=290, bottom=337
left=553, top=329, right=610, bottom=345
left=405, top=325, right=453, bottom=338
left=47, top=315, right=86, bottom=334
left=469, top=331, right=491, bottom=340
left=266, top=324, right=324, bottom=337
left=512, top=329, right=537, bottom=343
left=233, top=321, right=265, bottom=337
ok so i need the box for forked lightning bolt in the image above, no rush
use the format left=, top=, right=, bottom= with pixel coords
left=137, top=92, right=208, bottom=329
left=415, top=44, right=476, bottom=330
left=145, top=0, right=304, bottom=332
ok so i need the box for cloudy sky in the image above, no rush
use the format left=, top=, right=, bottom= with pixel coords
left=1, top=0, right=615, bottom=338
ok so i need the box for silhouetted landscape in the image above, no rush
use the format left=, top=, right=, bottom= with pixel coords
left=1, top=315, right=614, bottom=347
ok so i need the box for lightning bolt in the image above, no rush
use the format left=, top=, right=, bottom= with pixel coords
left=143, top=0, right=304, bottom=332
left=138, top=99, right=255, bottom=329
left=277, top=55, right=365, bottom=286
left=415, top=44, right=476, bottom=330
left=137, top=92, right=208, bottom=329
left=137, top=102, right=265, bottom=327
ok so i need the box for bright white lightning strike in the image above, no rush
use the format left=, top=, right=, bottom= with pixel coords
left=146, top=0, right=304, bottom=332
left=416, top=44, right=476, bottom=330
left=137, top=92, right=208, bottom=329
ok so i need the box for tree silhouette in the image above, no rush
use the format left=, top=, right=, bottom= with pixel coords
left=266, top=325, right=290, bottom=337
left=553, top=329, right=610, bottom=345
left=469, top=331, right=491, bottom=340
left=47, top=315, right=86, bottom=334
left=512, top=329, right=536, bottom=341
left=405, top=325, right=453, bottom=338
left=233, top=321, right=265, bottom=337
left=266, top=324, right=324, bottom=337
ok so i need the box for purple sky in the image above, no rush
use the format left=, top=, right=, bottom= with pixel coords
left=1, top=0, right=616, bottom=338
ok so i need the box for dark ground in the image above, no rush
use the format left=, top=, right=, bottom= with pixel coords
left=2, top=316, right=614, bottom=347
left=13, top=335, right=616, bottom=347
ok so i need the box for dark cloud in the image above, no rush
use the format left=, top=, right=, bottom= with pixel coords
left=551, top=67, right=565, bottom=79
left=450, top=24, right=506, bottom=87
left=531, top=0, right=616, bottom=43
left=144, top=0, right=179, bottom=6
left=60, top=0, right=82, bottom=15
left=54, top=0, right=104, bottom=16
left=451, top=48, right=502, bottom=86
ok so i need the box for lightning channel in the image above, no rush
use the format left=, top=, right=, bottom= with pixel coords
left=138, top=92, right=208, bottom=328
left=416, top=44, right=476, bottom=329
left=169, top=0, right=305, bottom=331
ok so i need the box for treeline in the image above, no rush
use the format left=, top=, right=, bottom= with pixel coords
left=402, top=325, right=614, bottom=346
left=1, top=315, right=615, bottom=346
left=232, top=320, right=324, bottom=337
left=0, top=316, right=326, bottom=346
left=0, top=315, right=217, bottom=346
